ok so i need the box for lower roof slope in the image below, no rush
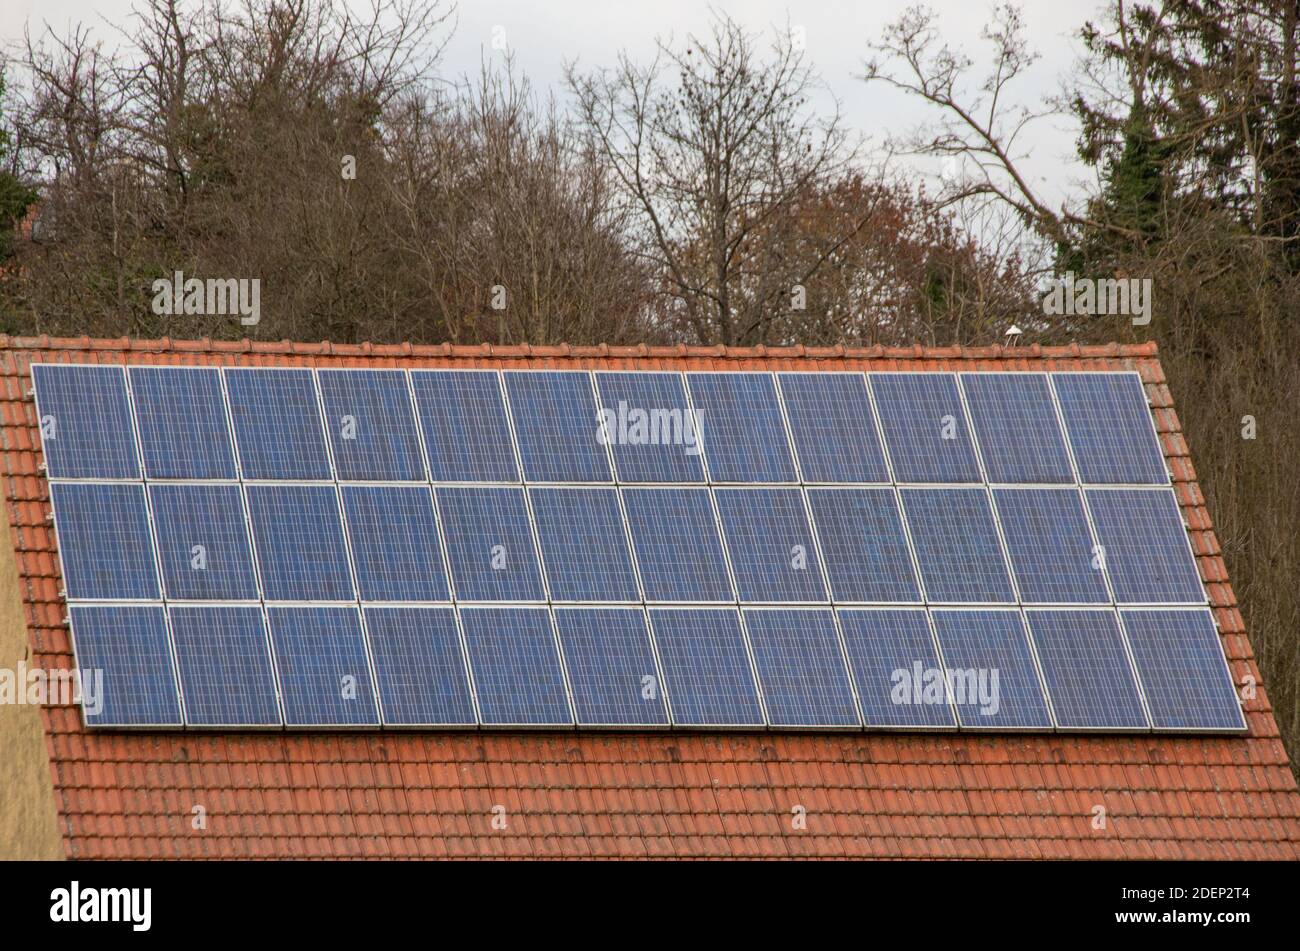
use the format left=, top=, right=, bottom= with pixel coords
left=3, top=335, right=1298, bottom=859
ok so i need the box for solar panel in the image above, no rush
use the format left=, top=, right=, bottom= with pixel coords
left=806, top=488, right=921, bottom=602
left=593, top=372, right=705, bottom=483
left=554, top=607, right=669, bottom=726
left=646, top=608, right=764, bottom=726
left=836, top=609, right=955, bottom=727
left=777, top=373, right=890, bottom=483
left=225, top=368, right=332, bottom=480
left=686, top=373, right=796, bottom=482
left=410, top=370, right=520, bottom=482
left=340, top=486, right=449, bottom=602
left=43, top=362, right=1235, bottom=736
left=266, top=606, right=379, bottom=726
left=129, top=366, right=237, bottom=479
left=961, top=373, right=1074, bottom=483
left=32, top=364, right=140, bottom=479
left=435, top=487, right=545, bottom=601
left=992, top=488, right=1109, bottom=604
left=870, top=373, right=982, bottom=483
left=52, top=483, right=160, bottom=600
left=245, top=485, right=355, bottom=601
left=170, top=606, right=281, bottom=727
left=459, top=606, right=573, bottom=725
left=900, top=488, right=1015, bottom=603
left=930, top=609, right=1052, bottom=729
left=503, top=371, right=611, bottom=482
left=316, top=369, right=425, bottom=481
left=363, top=607, right=476, bottom=726
left=1120, top=609, right=1245, bottom=731
left=69, top=605, right=182, bottom=727
left=1053, top=373, right=1167, bottom=484
left=149, top=484, right=259, bottom=600
left=621, top=488, right=733, bottom=602
left=714, top=488, right=827, bottom=602
left=1085, top=489, right=1205, bottom=603
left=1024, top=609, right=1148, bottom=729
left=529, top=488, right=639, bottom=602
left=742, top=609, right=859, bottom=727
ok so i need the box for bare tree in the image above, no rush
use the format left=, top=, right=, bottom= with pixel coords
left=863, top=3, right=1140, bottom=249
left=2, top=0, right=653, bottom=344
left=567, top=13, right=861, bottom=345
left=381, top=59, right=653, bottom=345
left=4, top=0, right=456, bottom=339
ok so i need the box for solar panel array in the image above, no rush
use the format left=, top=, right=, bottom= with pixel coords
left=34, top=364, right=1245, bottom=733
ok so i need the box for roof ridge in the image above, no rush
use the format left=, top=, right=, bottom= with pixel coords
left=0, top=334, right=1160, bottom=360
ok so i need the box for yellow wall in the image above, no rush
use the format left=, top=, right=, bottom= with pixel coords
left=0, top=510, right=63, bottom=860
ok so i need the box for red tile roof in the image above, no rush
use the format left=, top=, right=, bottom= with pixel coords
left=4, top=334, right=1298, bottom=859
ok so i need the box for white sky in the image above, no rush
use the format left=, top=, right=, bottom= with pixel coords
left=1, top=0, right=1104, bottom=210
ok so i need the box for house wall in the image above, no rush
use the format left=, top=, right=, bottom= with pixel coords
left=0, top=504, right=63, bottom=859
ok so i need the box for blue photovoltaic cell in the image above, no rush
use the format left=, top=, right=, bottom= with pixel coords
left=807, top=488, right=920, bottom=602
left=170, top=606, right=281, bottom=727
left=715, top=488, right=827, bottom=602
left=870, top=373, right=982, bottom=483
left=529, top=488, right=639, bottom=602
left=621, top=488, right=733, bottom=602
left=686, top=373, right=796, bottom=483
left=436, top=487, right=545, bottom=601
left=961, top=374, right=1073, bottom=483
left=1025, top=610, right=1148, bottom=729
left=245, top=485, right=354, bottom=601
left=1086, top=489, right=1204, bottom=604
left=743, top=609, right=859, bottom=727
left=70, top=606, right=182, bottom=727
left=1053, top=373, right=1167, bottom=484
left=266, top=607, right=379, bottom=726
left=993, top=488, right=1109, bottom=604
left=52, top=483, right=160, bottom=600
left=32, top=365, right=140, bottom=479
left=459, top=607, right=573, bottom=725
left=931, top=610, right=1052, bottom=729
left=317, top=369, right=425, bottom=481
left=364, top=607, right=476, bottom=726
left=504, top=371, right=611, bottom=482
left=554, top=608, right=669, bottom=726
left=837, top=609, right=955, bottom=727
left=225, top=368, right=332, bottom=480
left=341, top=486, right=449, bottom=602
left=647, top=608, right=764, bottom=726
left=129, top=366, right=236, bottom=479
left=410, top=370, right=519, bottom=482
left=777, top=374, right=889, bottom=483
left=594, top=372, right=704, bottom=483
left=901, top=488, right=1015, bottom=603
left=1121, top=609, right=1245, bottom=731
left=149, top=484, right=258, bottom=600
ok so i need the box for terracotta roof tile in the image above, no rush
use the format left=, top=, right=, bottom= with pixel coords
left=4, top=335, right=1297, bottom=859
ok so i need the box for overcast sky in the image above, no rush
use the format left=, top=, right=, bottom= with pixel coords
left=1, top=0, right=1102, bottom=210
